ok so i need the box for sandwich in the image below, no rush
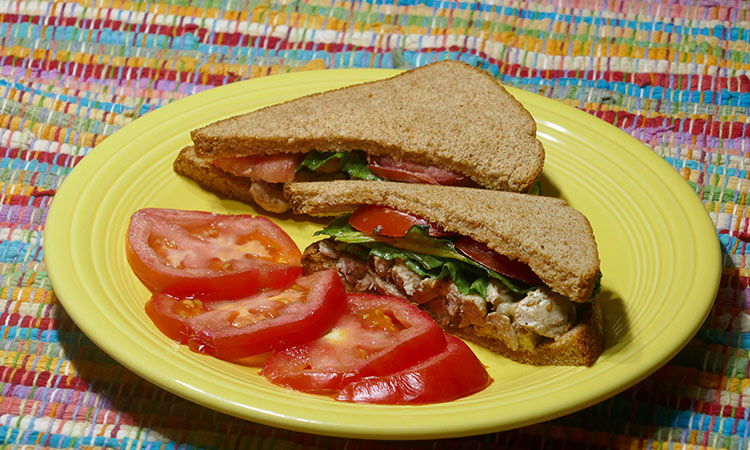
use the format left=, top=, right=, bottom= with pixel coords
left=174, top=60, right=545, bottom=213
left=284, top=180, right=604, bottom=366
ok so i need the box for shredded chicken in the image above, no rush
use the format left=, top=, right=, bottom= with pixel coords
left=514, top=288, right=577, bottom=338
left=243, top=170, right=346, bottom=214
left=249, top=180, right=289, bottom=213
left=337, top=255, right=378, bottom=292
left=390, top=261, right=448, bottom=304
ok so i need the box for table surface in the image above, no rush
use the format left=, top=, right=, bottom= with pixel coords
left=2, top=1, right=748, bottom=448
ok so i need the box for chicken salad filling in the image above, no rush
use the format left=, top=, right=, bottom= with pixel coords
left=305, top=237, right=587, bottom=352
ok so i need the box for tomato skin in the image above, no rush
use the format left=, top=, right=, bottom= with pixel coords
left=348, top=205, right=451, bottom=238
left=145, top=270, right=347, bottom=360
left=127, top=208, right=302, bottom=300
left=368, top=155, right=478, bottom=187
left=455, top=237, right=542, bottom=285
left=260, top=294, right=447, bottom=394
left=144, top=294, right=196, bottom=343
left=368, top=164, right=435, bottom=184
left=212, top=154, right=303, bottom=183
left=335, top=335, right=491, bottom=404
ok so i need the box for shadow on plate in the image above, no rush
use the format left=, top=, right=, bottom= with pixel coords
left=538, top=172, right=562, bottom=200
left=596, top=287, right=631, bottom=352
left=51, top=305, right=306, bottom=447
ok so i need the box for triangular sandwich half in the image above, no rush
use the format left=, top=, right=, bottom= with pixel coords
left=285, top=180, right=604, bottom=366
left=174, top=60, right=545, bottom=213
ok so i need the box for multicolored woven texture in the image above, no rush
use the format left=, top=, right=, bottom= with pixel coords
left=2, top=0, right=748, bottom=448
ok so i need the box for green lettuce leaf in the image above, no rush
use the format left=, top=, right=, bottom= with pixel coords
left=316, top=217, right=535, bottom=297
left=297, top=150, right=382, bottom=181
left=318, top=215, right=603, bottom=301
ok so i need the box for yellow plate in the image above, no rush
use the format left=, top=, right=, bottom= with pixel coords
left=44, top=69, right=721, bottom=440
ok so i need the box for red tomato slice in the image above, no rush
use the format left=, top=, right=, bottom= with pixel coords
left=348, top=205, right=424, bottom=237
left=145, top=270, right=346, bottom=360
left=335, top=334, right=491, bottom=404
left=455, top=237, right=542, bottom=285
left=348, top=205, right=452, bottom=238
left=260, top=294, right=447, bottom=394
left=212, top=154, right=303, bottom=183
left=127, top=208, right=302, bottom=300
left=368, top=164, right=435, bottom=184
left=368, top=155, right=478, bottom=187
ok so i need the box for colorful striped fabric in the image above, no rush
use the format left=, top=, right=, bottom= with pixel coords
left=1, top=0, right=748, bottom=448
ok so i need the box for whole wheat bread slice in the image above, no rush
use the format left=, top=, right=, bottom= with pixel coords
left=190, top=60, right=544, bottom=192
left=285, top=180, right=600, bottom=303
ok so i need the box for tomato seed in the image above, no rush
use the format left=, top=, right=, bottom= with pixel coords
left=361, top=309, right=398, bottom=332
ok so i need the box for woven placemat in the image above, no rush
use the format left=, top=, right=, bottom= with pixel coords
left=1, top=1, right=747, bottom=448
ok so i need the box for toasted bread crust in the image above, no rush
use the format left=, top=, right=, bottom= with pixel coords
left=172, top=146, right=291, bottom=213
left=286, top=180, right=600, bottom=303
left=190, top=60, right=544, bottom=192
left=302, top=241, right=604, bottom=366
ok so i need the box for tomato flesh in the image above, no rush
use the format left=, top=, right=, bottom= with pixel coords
left=145, top=270, right=346, bottom=360
left=127, top=208, right=302, bottom=300
left=348, top=205, right=424, bottom=237
left=368, top=155, right=478, bottom=187
left=212, top=154, right=303, bottom=183
left=260, top=294, right=447, bottom=394
left=348, top=205, right=451, bottom=238
left=455, top=237, right=542, bottom=285
left=335, top=334, right=491, bottom=404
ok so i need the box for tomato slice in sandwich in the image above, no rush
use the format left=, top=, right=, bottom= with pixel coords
left=145, top=270, right=346, bottom=360
left=212, top=154, right=303, bottom=183
left=455, top=237, right=542, bottom=285
left=368, top=155, right=478, bottom=187
left=260, top=294, right=447, bottom=394
left=127, top=208, right=302, bottom=300
left=348, top=205, right=452, bottom=238
left=335, top=334, right=491, bottom=404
